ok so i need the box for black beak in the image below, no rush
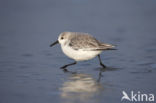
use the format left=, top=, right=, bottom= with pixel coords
left=50, top=40, right=59, bottom=47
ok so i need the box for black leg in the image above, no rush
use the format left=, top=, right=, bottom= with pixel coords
left=60, top=61, right=77, bottom=69
left=98, top=55, right=106, bottom=68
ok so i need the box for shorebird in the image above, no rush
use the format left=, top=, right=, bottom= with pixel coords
left=50, top=32, right=116, bottom=69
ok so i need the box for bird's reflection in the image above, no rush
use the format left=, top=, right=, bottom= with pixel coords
left=60, top=70, right=103, bottom=103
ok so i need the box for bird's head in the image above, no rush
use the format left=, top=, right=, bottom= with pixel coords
left=50, top=32, right=71, bottom=47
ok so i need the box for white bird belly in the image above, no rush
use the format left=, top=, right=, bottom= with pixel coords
left=61, top=45, right=102, bottom=61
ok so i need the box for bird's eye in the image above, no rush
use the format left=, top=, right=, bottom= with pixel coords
left=61, top=37, right=64, bottom=40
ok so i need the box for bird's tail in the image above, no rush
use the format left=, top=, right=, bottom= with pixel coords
left=98, top=43, right=117, bottom=50
left=105, top=48, right=117, bottom=50
left=95, top=48, right=117, bottom=50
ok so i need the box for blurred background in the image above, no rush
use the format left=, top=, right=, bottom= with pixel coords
left=0, top=0, right=156, bottom=103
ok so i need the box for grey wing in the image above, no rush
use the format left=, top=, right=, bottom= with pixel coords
left=69, top=34, right=100, bottom=50
left=69, top=33, right=116, bottom=51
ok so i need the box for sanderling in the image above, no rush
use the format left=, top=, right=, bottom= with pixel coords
left=50, top=32, right=116, bottom=69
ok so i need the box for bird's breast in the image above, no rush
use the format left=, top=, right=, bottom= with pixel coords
left=61, top=44, right=102, bottom=61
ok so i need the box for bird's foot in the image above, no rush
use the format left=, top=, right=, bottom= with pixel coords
left=60, top=66, right=68, bottom=72
left=60, top=65, right=67, bottom=69
left=100, top=63, right=106, bottom=68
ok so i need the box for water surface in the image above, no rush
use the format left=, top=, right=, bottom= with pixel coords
left=0, top=0, right=156, bottom=103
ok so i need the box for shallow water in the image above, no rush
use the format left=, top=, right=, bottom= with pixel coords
left=0, top=0, right=156, bottom=103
